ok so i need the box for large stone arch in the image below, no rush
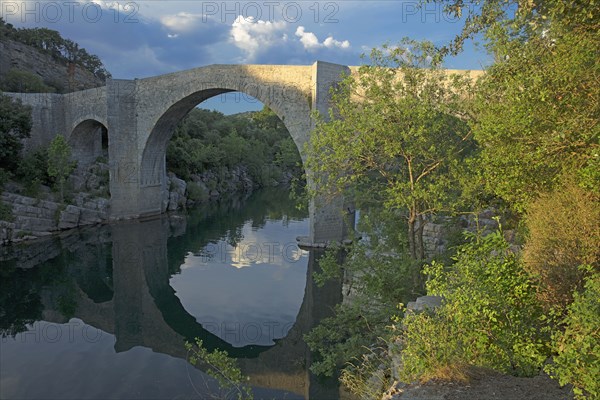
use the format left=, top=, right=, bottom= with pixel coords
left=137, top=65, right=313, bottom=193
left=108, top=62, right=352, bottom=244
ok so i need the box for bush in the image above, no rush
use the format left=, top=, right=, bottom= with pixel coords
left=16, top=148, right=50, bottom=185
left=523, top=179, right=600, bottom=313
left=546, top=269, right=600, bottom=399
left=0, top=69, right=54, bottom=93
left=397, top=229, right=550, bottom=383
left=398, top=309, right=471, bottom=383
left=187, top=182, right=208, bottom=203
left=0, top=93, right=32, bottom=173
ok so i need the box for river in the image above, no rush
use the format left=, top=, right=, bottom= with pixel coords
left=0, top=188, right=344, bottom=400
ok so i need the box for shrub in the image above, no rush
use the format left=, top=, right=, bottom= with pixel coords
left=16, top=148, right=50, bottom=185
left=523, top=179, right=600, bottom=313
left=397, top=229, right=550, bottom=383
left=398, top=309, right=472, bottom=383
left=546, top=268, right=600, bottom=399
left=187, top=182, right=208, bottom=203
left=0, top=200, right=13, bottom=222
left=0, top=69, right=54, bottom=93
left=0, top=93, right=31, bottom=173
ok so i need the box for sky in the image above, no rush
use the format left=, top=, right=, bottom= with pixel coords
left=1, top=0, right=490, bottom=113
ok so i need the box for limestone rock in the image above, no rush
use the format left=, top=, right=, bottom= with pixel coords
left=0, top=38, right=104, bottom=92
left=406, top=295, right=444, bottom=313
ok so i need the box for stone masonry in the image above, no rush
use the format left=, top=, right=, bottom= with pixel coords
left=5, top=63, right=483, bottom=244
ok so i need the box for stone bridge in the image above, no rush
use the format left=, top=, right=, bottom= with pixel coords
left=7, top=62, right=353, bottom=244
left=7, top=63, right=482, bottom=244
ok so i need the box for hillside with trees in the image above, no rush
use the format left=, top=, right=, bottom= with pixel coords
left=0, top=17, right=109, bottom=92
left=167, top=106, right=303, bottom=190
left=305, top=0, right=599, bottom=398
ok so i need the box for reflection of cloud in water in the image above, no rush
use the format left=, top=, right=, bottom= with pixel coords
left=170, top=218, right=309, bottom=347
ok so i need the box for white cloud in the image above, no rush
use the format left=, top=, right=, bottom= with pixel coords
left=295, top=26, right=320, bottom=50
left=324, top=36, right=350, bottom=49
left=295, top=27, right=350, bottom=51
left=230, top=16, right=288, bottom=61
left=160, top=12, right=205, bottom=33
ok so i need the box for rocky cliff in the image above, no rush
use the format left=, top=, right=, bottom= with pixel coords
left=0, top=38, right=104, bottom=92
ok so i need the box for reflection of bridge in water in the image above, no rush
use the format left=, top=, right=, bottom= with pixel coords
left=38, top=215, right=343, bottom=399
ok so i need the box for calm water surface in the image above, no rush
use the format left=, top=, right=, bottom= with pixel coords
left=0, top=188, right=342, bottom=399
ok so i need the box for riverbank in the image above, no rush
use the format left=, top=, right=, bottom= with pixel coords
left=0, top=161, right=296, bottom=245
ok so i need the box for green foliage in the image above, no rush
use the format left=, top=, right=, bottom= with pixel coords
left=18, top=148, right=49, bottom=181
left=471, top=28, right=599, bottom=211
left=185, top=338, right=252, bottom=400
left=523, top=179, right=600, bottom=313
left=16, top=147, right=51, bottom=196
left=305, top=301, right=391, bottom=378
left=307, top=39, right=476, bottom=260
left=166, top=106, right=302, bottom=186
left=398, top=229, right=550, bottom=382
left=187, top=182, right=209, bottom=203
left=0, top=93, right=32, bottom=172
left=427, top=0, right=600, bottom=212
left=306, top=209, right=423, bottom=379
left=397, top=309, right=472, bottom=383
left=306, top=0, right=599, bottom=393
left=546, top=268, right=600, bottom=399
left=427, top=0, right=599, bottom=57
left=47, top=135, right=75, bottom=202
left=0, top=69, right=55, bottom=93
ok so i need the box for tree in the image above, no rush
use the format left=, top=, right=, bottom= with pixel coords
left=427, top=0, right=600, bottom=210
left=47, top=135, right=75, bottom=201
left=426, top=0, right=599, bottom=58
left=307, top=39, right=476, bottom=260
left=0, top=93, right=32, bottom=173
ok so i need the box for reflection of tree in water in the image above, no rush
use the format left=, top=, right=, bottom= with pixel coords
left=0, top=236, right=115, bottom=336
left=0, top=257, right=74, bottom=337
left=0, top=265, right=44, bottom=337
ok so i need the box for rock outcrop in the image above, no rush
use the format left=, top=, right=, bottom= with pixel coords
left=0, top=38, right=104, bottom=92
left=0, top=192, right=108, bottom=244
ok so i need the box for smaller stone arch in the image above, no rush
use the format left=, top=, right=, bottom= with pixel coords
left=68, top=119, right=109, bottom=168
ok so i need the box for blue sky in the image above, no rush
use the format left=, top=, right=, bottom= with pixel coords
left=1, top=1, right=490, bottom=113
